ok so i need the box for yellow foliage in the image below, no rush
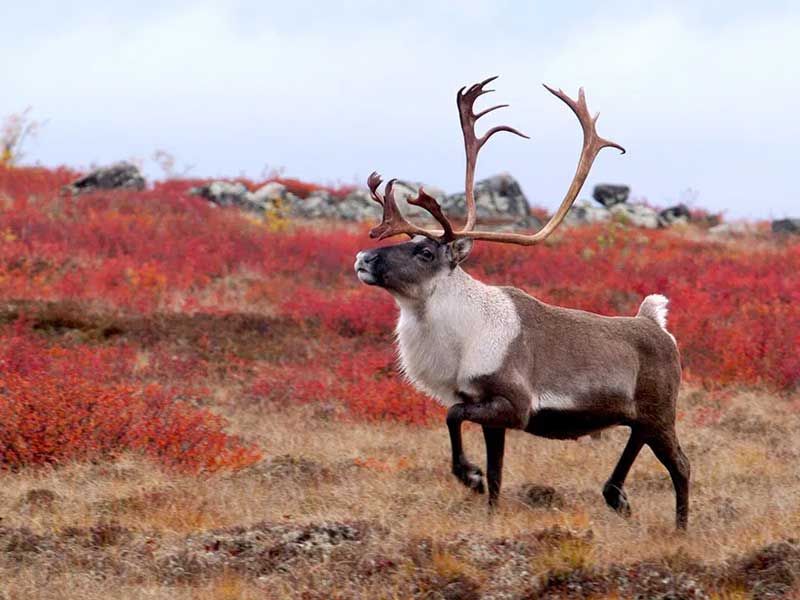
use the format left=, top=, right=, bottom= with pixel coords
left=534, top=536, right=595, bottom=574
left=0, top=145, right=12, bottom=166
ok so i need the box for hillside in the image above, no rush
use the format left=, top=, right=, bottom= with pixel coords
left=1, top=165, right=799, bottom=598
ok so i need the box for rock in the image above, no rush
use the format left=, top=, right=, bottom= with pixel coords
left=336, top=189, right=381, bottom=222
left=190, top=181, right=251, bottom=208
left=564, top=199, right=611, bottom=226
left=443, top=173, right=529, bottom=221
left=592, top=184, right=629, bottom=207
left=63, top=161, right=145, bottom=196
left=512, top=214, right=544, bottom=231
left=709, top=222, right=752, bottom=236
left=250, top=182, right=287, bottom=208
left=387, top=180, right=449, bottom=222
left=659, top=204, right=691, bottom=226
left=610, top=203, right=660, bottom=229
left=772, top=218, right=800, bottom=234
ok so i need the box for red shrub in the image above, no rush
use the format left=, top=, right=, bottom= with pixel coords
left=1, top=164, right=799, bottom=433
left=0, top=323, right=261, bottom=471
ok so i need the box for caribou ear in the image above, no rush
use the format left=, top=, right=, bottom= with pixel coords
left=446, top=238, right=474, bottom=266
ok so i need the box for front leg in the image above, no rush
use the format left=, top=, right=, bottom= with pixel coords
left=483, top=426, right=505, bottom=507
left=447, top=396, right=527, bottom=506
left=447, top=407, right=485, bottom=494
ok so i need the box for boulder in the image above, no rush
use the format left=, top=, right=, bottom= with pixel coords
left=610, top=203, right=660, bottom=229
left=250, top=182, right=288, bottom=208
left=772, top=218, right=800, bottom=234
left=443, top=173, right=529, bottom=221
left=293, top=190, right=338, bottom=219
left=659, top=204, right=691, bottom=226
left=333, top=189, right=381, bottom=221
left=564, top=199, right=611, bottom=226
left=592, top=184, right=629, bottom=207
left=190, top=181, right=251, bottom=208
left=391, top=180, right=449, bottom=222
left=512, top=214, right=544, bottom=232
left=64, top=161, right=146, bottom=196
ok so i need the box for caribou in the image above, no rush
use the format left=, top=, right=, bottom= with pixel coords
left=354, top=77, right=689, bottom=529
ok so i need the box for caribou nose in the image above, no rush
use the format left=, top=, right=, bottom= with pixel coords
left=355, top=250, right=378, bottom=266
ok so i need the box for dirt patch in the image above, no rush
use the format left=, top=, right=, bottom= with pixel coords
left=515, top=484, right=565, bottom=509
left=241, top=455, right=333, bottom=484
left=0, top=299, right=311, bottom=361
left=17, top=488, right=60, bottom=511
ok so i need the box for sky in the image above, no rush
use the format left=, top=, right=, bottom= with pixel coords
left=2, top=1, right=799, bottom=219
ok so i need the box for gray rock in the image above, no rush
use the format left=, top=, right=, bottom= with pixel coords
left=385, top=180, right=448, bottom=222
left=190, top=181, right=251, bottom=208
left=512, top=214, right=544, bottom=231
left=250, top=182, right=287, bottom=208
left=772, top=218, right=800, bottom=234
left=610, top=203, right=660, bottom=229
left=443, top=173, right=529, bottom=221
left=190, top=172, right=529, bottom=225
left=709, top=222, right=752, bottom=236
left=564, top=199, right=611, bottom=226
left=64, top=161, right=146, bottom=196
left=335, top=189, right=381, bottom=222
left=659, top=204, right=691, bottom=226
left=592, top=184, right=630, bottom=207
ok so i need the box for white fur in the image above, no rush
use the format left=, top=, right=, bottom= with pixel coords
left=637, top=294, right=676, bottom=345
left=395, top=267, right=521, bottom=407
left=534, top=390, right=577, bottom=411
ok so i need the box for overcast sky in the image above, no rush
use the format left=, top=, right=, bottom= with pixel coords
left=3, top=1, right=799, bottom=218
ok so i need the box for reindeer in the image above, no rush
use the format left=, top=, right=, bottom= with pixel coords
left=354, top=77, right=689, bottom=529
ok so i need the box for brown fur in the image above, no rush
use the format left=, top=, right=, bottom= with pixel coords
left=449, top=288, right=690, bottom=529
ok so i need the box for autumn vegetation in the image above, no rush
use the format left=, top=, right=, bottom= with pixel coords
left=1, top=163, right=799, bottom=597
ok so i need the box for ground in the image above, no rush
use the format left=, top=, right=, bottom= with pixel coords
left=2, top=385, right=800, bottom=598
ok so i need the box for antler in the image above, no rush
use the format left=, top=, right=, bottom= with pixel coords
left=456, top=75, right=530, bottom=232
left=368, top=172, right=454, bottom=242
left=453, top=85, right=626, bottom=245
left=368, top=79, right=625, bottom=247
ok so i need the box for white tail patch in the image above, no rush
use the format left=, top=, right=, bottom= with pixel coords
left=637, top=294, right=676, bottom=344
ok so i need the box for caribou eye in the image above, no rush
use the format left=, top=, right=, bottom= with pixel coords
left=417, top=248, right=434, bottom=261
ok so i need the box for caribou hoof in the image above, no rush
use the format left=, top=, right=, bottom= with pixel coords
left=453, top=462, right=485, bottom=494
left=603, top=482, right=631, bottom=517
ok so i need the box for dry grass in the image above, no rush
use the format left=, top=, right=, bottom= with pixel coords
left=1, top=386, right=799, bottom=598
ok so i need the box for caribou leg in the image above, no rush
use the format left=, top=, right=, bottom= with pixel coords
left=603, top=428, right=644, bottom=517
left=647, top=430, right=691, bottom=530
left=447, top=409, right=484, bottom=494
left=482, top=426, right=506, bottom=507
left=447, top=397, right=525, bottom=506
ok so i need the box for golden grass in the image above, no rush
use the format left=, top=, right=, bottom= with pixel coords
left=1, top=386, right=799, bottom=597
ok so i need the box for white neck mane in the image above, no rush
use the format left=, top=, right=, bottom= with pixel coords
left=393, top=268, right=521, bottom=407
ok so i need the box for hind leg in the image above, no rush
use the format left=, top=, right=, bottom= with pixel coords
left=603, top=428, right=644, bottom=517
left=647, top=429, right=691, bottom=530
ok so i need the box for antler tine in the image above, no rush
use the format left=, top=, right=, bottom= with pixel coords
left=367, top=172, right=452, bottom=242
left=367, top=171, right=384, bottom=204
left=457, top=76, right=529, bottom=233
left=452, top=85, right=625, bottom=246
left=408, top=188, right=455, bottom=242
left=542, top=85, right=625, bottom=156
